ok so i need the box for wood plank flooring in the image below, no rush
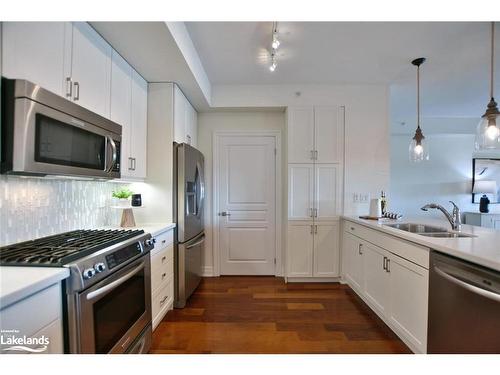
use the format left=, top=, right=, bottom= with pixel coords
left=150, top=276, right=411, bottom=354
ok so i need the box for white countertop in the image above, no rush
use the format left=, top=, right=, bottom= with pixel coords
left=0, top=267, right=70, bottom=309
left=343, top=216, right=500, bottom=272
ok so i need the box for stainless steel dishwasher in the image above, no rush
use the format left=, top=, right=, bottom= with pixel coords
left=428, top=251, right=500, bottom=353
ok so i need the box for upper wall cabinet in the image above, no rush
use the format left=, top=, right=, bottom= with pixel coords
left=287, top=106, right=344, bottom=164
left=173, top=84, right=198, bottom=148
left=70, top=22, right=112, bottom=118
left=129, top=70, right=148, bottom=179
left=2, top=22, right=70, bottom=97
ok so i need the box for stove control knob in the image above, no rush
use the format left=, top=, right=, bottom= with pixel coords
left=83, top=268, right=96, bottom=279
left=94, top=262, right=106, bottom=273
left=144, top=238, right=155, bottom=247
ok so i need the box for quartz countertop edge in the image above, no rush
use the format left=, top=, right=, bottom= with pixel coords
left=342, top=216, right=500, bottom=272
left=0, top=267, right=70, bottom=309
left=102, top=222, right=176, bottom=237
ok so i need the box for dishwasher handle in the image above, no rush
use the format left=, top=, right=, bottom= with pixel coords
left=434, top=265, right=500, bottom=303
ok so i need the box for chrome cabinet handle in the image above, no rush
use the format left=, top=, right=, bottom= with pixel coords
left=218, top=211, right=231, bottom=217
left=310, top=225, right=313, bottom=235
left=128, top=157, right=133, bottom=171
left=386, top=258, right=390, bottom=273
left=309, top=208, right=314, bottom=218
left=162, top=272, right=167, bottom=279
left=86, top=262, right=144, bottom=300
left=132, top=158, right=136, bottom=171
left=66, top=77, right=72, bottom=98
left=434, top=266, right=500, bottom=303
left=161, top=256, right=166, bottom=262
left=314, top=225, right=318, bottom=234
left=73, top=81, right=80, bottom=101
left=314, top=208, right=318, bottom=218
left=314, top=150, right=318, bottom=160
left=383, top=256, right=387, bottom=271
left=358, top=244, right=363, bottom=255
left=160, top=295, right=168, bottom=305
left=310, top=150, right=315, bottom=160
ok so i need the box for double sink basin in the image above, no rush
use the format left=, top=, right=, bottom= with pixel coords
left=384, top=223, right=476, bottom=238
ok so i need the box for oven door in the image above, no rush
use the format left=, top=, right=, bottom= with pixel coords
left=77, top=256, right=151, bottom=353
left=10, top=97, right=121, bottom=178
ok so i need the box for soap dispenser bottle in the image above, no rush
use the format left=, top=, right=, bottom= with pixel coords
left=380, top=191, right=387, bottom=215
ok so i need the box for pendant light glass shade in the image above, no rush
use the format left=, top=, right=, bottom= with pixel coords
left=475, top=22, right=500, bottom=150
left=409, top=57, right=429, bottom=162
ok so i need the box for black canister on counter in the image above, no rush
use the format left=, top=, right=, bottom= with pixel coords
left=131, top=194, right=142, bottom=207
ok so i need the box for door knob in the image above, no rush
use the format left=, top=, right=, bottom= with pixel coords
left=218, top=211, right=231, bottom=216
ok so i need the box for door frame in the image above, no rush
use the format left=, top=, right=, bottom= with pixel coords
left=212, top=130, right=282, bottom=277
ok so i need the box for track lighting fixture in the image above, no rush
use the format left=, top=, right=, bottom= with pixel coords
left=269, top=21, right=280, bottom=72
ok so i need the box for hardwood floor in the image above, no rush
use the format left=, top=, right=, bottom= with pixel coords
left=150, top=277, right=411, bottom=354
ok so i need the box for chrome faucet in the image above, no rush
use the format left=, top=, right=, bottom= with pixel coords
left=421, top=201, right=462, bottom=231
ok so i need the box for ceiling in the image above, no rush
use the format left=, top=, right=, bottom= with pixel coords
left=186, top=22, right=500, bottom=119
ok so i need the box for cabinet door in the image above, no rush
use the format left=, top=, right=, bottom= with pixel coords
left=342, top=232, right=364, bottom=292
left=2, top=22, right=69, bottom=97
left=287, top=224, right=313, bottom=277
left=110, top=50, right=132, bottom=176
left=363, top=242, right=390, bottom=316
left=287, top=107, right=314, bottom=163
left=130, top=70, right=148, bottom=179
left=288, top=164, right=314, bottom=220
left=185, top=103, right=198, bottom=147
left=314, top=106, right=343, bottom=163
left=313, top=223, right=340, bottom=277
left=314, top=164, right=339, bottom=220
left=173, top=85, right=186, bottom=144
left=71, top=22, right=112, bottom=118
left=388, top=254, right=429, bottom=353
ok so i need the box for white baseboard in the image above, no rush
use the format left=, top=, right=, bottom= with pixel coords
left=201, top=266, right=214, bottom=277
left=286, top=277, right=341, bottom=283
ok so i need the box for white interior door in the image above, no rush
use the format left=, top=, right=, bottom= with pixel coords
left=218, top=135, right=276, bottom=275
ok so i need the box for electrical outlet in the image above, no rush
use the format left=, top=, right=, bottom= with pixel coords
left=360, top=193, right=370, bottom=203
left=353, top=193, right=359, bottom=203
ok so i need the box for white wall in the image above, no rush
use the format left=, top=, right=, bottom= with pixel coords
left=211, top=84, right=391, bottom=216
left=390, top=133, right=500, bottom=220
left=197, top=111, right=286, bottom=276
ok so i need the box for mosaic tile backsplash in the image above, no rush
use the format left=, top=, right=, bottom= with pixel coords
left=0, top=175, right=128, bottom=246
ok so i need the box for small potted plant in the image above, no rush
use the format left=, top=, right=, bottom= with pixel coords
left=112, top=188, right=134, bottom=208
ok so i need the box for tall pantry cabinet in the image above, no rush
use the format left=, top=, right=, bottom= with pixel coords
left=286, top=106, right=344, bottom=280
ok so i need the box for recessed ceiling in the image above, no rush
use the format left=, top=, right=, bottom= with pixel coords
left=186, top=22, right=499, bottom=119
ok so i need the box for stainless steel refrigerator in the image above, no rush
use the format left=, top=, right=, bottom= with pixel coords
left=173, top=142, right=205, bottom=308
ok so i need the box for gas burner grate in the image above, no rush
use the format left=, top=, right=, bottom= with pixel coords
left=0, top=229, right=145, bottom=267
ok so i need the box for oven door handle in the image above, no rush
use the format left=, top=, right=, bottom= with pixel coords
left=86, top=262, right=144, bottom=301
left=434, top=266, right=500, bottom=303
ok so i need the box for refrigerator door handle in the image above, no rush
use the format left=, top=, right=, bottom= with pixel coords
left=186, top=234, right=206, bottom=249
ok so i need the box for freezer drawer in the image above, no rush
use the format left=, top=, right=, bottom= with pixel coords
left=175, top=231, right=204, bottom=308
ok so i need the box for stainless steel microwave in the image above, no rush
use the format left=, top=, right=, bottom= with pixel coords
left=1, top=78, right=121, bottom=179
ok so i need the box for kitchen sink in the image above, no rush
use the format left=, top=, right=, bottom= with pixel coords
left=384, top=223, right=448, bottom=233
left=384, top=223, right=477, bottom=238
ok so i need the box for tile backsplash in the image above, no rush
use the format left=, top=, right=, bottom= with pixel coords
left=0, top=175, right=128, bottom=246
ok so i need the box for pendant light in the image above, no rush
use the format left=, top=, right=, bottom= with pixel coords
left=409, top=57, right=429, bottom=162
left=475, top=22, right=500, bottom=150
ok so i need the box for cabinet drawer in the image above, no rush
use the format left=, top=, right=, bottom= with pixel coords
left=0, top=283, right=62, bottom=337
left=151, top=255, right=174, bottom=293
left=151, top=230, right=173, bottom=254
left=151, top=244, right=173, bottom=270
left=152, top=276, right=174, bottom=330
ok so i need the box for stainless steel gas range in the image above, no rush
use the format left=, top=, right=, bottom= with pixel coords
left=0, top=229, right=154, bottom=354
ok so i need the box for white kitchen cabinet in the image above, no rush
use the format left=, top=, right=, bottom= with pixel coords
left=287, top=107, right=315, bottom=163
left=315, top=164, right=340, bottom=220
left=388, top=253, right=429, bottom=353
left=341, top=220, right=429, bottom=353
left=0, top=283, right=64, bottom=353
left=70, top=22, right=112, bottom=118
left=1, top=22, right=71, bottom=97
left=287, top=223, right=314, bottom=277
left=342, top=232, right=364, bottom=292
left=288, top=164, right=314, bottom=220
left=313, top=222, right=340, bottom=277
left=287, top=106, right=343, bottom=164
left=287, top=222, right=340, bottom=279
left=150, top=228, right=175, bottom=331
left=129, top=70, right=148, bottom=179
left=173, top=84, right=198, bottom=147
left=362, top=241, right=391, bottom=317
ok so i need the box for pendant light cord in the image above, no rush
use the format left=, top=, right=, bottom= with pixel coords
left=491, top=22, right=495, bottom=100
left=417, top=64, right=420, bottom=128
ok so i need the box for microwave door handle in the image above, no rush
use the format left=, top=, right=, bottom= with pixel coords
left=86, top=262, right=144, bottom=301
left=106, top=136, right=117, bottom=172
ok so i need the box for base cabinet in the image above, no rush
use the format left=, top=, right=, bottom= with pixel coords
left=287, top=222, right=340, bottom=279
left=341, top=221, right=429, bottom=353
